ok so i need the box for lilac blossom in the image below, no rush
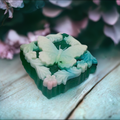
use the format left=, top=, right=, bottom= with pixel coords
left=0, top=41, right=14, bottom=59
left=54, top=16, right=88, bottom=37
left=104, top=15, right=120, bottom=44
left=89, top=2, right=120, bottom=44
left=42, top=7, right=63, bottom=18
left=0, top=0, right=23, bottom=18
left=89, top=6, right=119, bottom=25
left=0, top=0, right=120, bottom=59
left=116, top=0, right=120, bottom=5
left=0, top=23, right=50, bottom=59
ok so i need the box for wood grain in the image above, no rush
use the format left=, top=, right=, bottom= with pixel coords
left=69, top=65, right=120, bottom=119
left=0, top=55, right=27, bottom=91
left=0, top=47, right=120, bottom=119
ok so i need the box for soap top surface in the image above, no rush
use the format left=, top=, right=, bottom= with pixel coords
left=21, top=33, right=87, bottom=68
left=20, top=33, right=97, bottom=88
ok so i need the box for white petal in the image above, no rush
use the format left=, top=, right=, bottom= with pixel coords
left=54, top=16, right=87, bottom=37
left=88, top=7, right=101, bottom=22
left=0, top=0, right=7, bottom=9
left=8, top=8, right=13, bottom=18
left=6, top=0, right=23, bottom=8
left=102, top=7, right=119, bottom=25
left=42, top=7, right=62, bottom=18
left=49, top=0, right=72, bottom=7
left=104, top=16, right=120, bottom=44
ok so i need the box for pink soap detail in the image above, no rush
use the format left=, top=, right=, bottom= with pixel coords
left=43, top=75, right=57, bottom=90
left=47, top=81, right=53, bottom=90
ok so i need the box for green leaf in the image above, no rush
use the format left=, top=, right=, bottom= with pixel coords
left=54, top=70, right=71, bottom=85
left=30, top=58, right=44, bottom=68
left=20, top=42, right=39, bottom=54
left=54, top=67, right=81, bottom=85
left=36, top=66, right=51, bottom=80
left=25, top=51, right=36, bottom=62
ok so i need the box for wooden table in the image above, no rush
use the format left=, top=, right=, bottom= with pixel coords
left=0, top=45, right=120, bottom=119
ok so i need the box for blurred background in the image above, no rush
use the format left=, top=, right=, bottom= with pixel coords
left=0, top=0, right=120, bottom=59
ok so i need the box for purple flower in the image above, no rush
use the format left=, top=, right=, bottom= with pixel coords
left=0, top=22, right=50, bottom=59
left=88, top=6, right=119, bottom=25
left=6, top=0, right=24, bottom=8
left=89, top=0, right=120, bottom=44
left=104, top=15, right=120, bottom=44
left=28, top=28, right=50, bottom=42
left=0, top=41, right=14, bottom=59
left=42, top=7, right=63, bottom=18
left=0, top=0, right=23, bottom=18
left=42, top=0, right=88, bottom=37
left=5, top=30, right=29, bottom=54
left=116, top=0, right=120, bottom=5
left=93, top=0, right=100, bottom=5
left=43, top=0, right=72, bottom=18
left=53, top=16, right=88, bottom=37
left=0, top=0, right=6, bottom=9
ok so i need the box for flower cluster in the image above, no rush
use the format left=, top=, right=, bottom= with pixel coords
left=0, top=21, right=50, bottom=59
left=0, top=0, right=23, bottom=18
left=0, top=0, right=120, bottom=59
left=89, top=0, right=120, bottom=44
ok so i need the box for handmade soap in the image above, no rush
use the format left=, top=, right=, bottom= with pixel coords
left=20, top=33, right=97, bottom=99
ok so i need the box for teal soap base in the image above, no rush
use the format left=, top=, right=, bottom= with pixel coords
left=20, top=50, right=97, bottom=99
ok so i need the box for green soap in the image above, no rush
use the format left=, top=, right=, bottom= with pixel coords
left=20, top=51, right=97, bottom=99
left=20, top=33, right=97, bottom=99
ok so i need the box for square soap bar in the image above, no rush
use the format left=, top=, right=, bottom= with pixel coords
left=20, top=33, right=97, bottom=99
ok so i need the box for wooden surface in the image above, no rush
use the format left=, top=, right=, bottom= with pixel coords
left=69, top=65, right=120, bottom=119
left=0, top=46, right=120, bottom=119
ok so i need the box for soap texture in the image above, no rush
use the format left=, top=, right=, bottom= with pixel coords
left=20, top=33, right=97, bottom=99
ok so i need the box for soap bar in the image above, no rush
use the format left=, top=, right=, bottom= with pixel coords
left=20, top=33, right=97, bottom=99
